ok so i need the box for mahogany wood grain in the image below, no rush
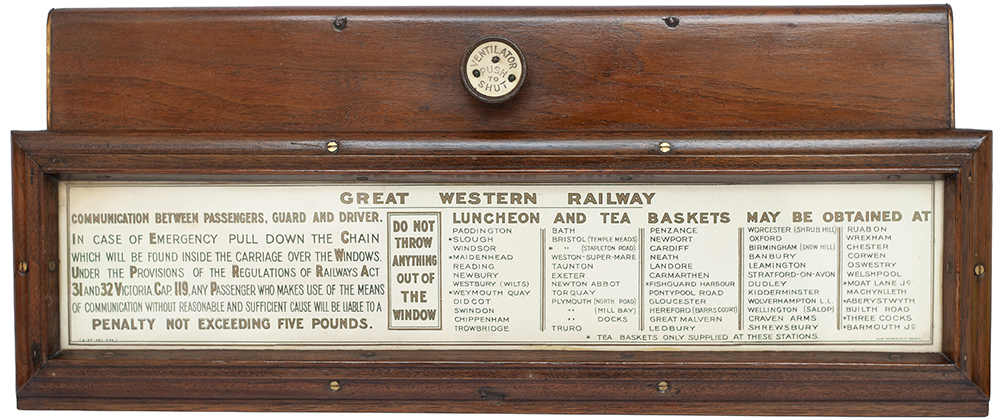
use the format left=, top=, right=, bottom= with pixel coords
left=10, top=129, right=992, bottom=414
left=965, top=134, right=991, bottom=395
left=11, top=5, right=991, bottom=416
left=11, top=136, right=60, bottom=391
left=15, top=399, right=988, bottom=416
left=13, top=130, right=986, bottom=179
left=47, top=6, right=953, bottom=132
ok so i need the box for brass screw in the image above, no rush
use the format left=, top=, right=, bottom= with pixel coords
left=17, top=261, right=28, bottom=274
left=329, top=380, right=342, bottom=392
left=327, top=141, right=339, bottom=153
left=657, top=381, right=669, bottom=393
left=48, top=260, right=57, bottom=272
left=659, top=142, right=671, bottom=154
left=975, top=264, right=986, bottom=277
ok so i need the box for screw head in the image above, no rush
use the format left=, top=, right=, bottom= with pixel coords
left=17, top=261, right=28, bottom=274
left=333, top=17, right=348, bottom=31
left=975, top=264, right=986, bottom=277
left=663, top=17, right=680, bottom=28
left=326, top=141, right=339, bottom=153
left=659, top=142, right=672, bottom=154
left=48, top=260, right=57, bottom=272
left=329, top=380, right=342, bottom=392
left=657, top=381, right=670, bottom=393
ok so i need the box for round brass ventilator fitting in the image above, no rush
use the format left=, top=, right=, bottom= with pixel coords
left=461, top=36, right=526, bottom=103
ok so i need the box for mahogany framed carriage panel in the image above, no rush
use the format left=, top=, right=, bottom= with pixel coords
left=12, top=4, right=991, bottom=415
left=11, top=129, right=991, bottom=415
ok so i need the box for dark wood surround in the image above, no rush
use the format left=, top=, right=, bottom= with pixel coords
left=47, top=6, right=954, bottom=133
left=12, top=6, right=991, bottom=415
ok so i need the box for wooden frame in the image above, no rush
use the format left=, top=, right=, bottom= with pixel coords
left=12, top=6, right=992, bottom=415
left=12, top=129, right=991, bottom=414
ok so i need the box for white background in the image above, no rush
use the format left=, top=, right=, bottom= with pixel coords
left=1, top=0, right=996, bottom=419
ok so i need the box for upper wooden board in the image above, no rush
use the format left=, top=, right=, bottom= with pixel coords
left=47, top=6, right=953, bottom=132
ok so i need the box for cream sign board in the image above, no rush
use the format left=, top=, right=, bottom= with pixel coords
left=60, top=182, right=942, bottom=351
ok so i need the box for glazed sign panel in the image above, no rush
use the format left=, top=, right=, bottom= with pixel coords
left=60, top=182, right=942, bottom=351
